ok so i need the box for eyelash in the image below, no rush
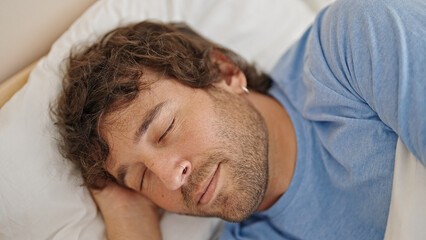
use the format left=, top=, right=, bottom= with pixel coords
left=139, top=167, right=148, bottom=191
left=158, top=118, right=175, bottom=142
left=140, top=118, right=175, bottom=190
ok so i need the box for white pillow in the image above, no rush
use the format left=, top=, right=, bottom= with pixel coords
left=0, top=0, right=315, bottom=239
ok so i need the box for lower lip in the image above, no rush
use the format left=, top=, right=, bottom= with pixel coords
left=199, top=164, right=221, bottom=205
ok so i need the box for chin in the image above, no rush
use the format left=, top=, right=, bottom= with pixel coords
left=219, top=205, right=260, bottom=223
left=179, top=190, right=265, bottom=222
left=221, top=212, right=254, bottom=223
left=215, top=191, right=265, bottom=223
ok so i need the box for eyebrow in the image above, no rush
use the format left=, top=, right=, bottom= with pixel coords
left=134, top=101, right=167, bottom=143
left=117, top=165, right=128, bottom=186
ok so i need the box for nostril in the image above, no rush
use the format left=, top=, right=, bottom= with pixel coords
left=179, top=164, right=187, bottom=175
left=178, top=162, right=191, bottom=184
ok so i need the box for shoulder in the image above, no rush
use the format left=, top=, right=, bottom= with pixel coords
left=325, top=0, right=424, bottom=20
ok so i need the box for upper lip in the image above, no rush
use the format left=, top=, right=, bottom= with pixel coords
left=194, top=164, right=220, bottom=204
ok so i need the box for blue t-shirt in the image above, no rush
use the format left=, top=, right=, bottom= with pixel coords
left=220, top=0, right=425, bottom=239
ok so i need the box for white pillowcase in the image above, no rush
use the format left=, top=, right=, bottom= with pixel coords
left=0, top=0, right=315, bottom=239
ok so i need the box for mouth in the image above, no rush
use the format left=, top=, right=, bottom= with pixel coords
left=195, top=163, right=221, bottom=206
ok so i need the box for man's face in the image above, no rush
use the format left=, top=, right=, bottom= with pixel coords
left=101, top=75, right=269, bottom=222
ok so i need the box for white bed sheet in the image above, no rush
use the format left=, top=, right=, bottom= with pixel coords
left=385, top=139, right=426, bottom=240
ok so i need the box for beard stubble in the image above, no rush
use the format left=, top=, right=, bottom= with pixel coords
left=180, top=87, right=269, bottom=222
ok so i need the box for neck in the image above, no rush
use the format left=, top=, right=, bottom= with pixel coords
left=245, top=91, right=297, bottom=211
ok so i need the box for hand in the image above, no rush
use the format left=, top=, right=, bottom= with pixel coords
left=90, top=183, right=162, bottom=240
left=90, top=183, right=158, bottom=217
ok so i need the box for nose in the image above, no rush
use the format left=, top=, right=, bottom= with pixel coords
left=150, top=159, right=192, bottom=191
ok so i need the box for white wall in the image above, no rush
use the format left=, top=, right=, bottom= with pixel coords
left=0, top=0, right=97, bottom=83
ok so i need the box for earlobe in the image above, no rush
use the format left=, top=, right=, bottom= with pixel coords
left=211, top=50, right=248, bottom=95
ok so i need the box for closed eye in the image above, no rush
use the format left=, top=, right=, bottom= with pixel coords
left=139, top=167, right=148, bottom=191
left=158, top=118, right=175, bottom=142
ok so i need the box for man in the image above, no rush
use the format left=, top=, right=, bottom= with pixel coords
left=53, top=0, right=425, bottom=239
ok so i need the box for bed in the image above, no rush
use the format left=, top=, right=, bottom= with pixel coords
left=0, top=0, right=424, bottom=239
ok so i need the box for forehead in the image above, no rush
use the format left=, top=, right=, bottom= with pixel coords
left=102, top=75, right=191, bottom=129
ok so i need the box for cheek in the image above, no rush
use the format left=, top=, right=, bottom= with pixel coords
left=177, top=115, right=220, bottom=155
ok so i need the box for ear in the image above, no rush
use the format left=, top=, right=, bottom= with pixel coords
left=211, top=50, right=248, bottom=95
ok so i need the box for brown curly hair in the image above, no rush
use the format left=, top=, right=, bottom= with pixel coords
left=52, top=20, right=271, bottom=189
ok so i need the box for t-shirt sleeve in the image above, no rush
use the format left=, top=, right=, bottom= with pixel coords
left=308, top=0, right=425, bottom=164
